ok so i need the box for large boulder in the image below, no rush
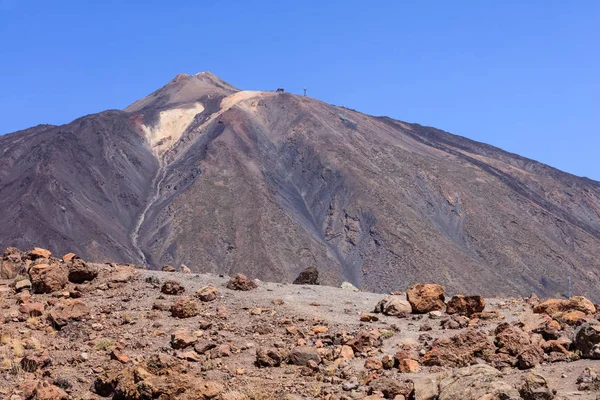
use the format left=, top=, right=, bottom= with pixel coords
left=574, top=322, right=600, bottom=359
left=517, top=344, right=544, bottom=370
left=29, top=263, right=68, bottom=294
left=292, top=266, right=319, bottom=285
left=67, top=259, right=98, bottom=283
left=170, top=296, right=200, bottom=318
left=226, top=273, right=257, bottom=291
left=438, top=364, right=521, bottom=400
left=406, top=283, right=445, bottom=313
left=422, top=329, right=495, bottom=368
left=374, top=296, right=412, bottom=316
left=533, top=296, right=595, bottom=317
left=446, top=295, right=485, bottom=316
left=110, top=265, right=135, bottom=283
left=48, top=299, right=89, bottom=328
left=495, top=323, right=531, bottom=356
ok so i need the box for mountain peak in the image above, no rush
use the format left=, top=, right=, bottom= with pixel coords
left=125, top=71, right=238, bottom=113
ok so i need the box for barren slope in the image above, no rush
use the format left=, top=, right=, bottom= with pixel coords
left=0, top=72, right=599, bottom=299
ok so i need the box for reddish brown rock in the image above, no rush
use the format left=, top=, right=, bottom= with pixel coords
left=369, top=378, right=414, bottom=399
left=161, top=280, right=185, bottom=295
left=29, top=247, right=52, bottom=259
left=364, top=357, right=383, bottom=370
left=399, top=359, right=420, bottom=373
left=558, top=310, right=588, bottom=326
left=111, top=349, right=131, bottom=363
left=62, top=252, right=77, bottom=262
left=196, top=285, right=219, bottom=302
left=494, top=323, right=531, bottom=356
left=347, top=329, right=383, bottom=353
left=171, top=329, right=197, bottom=349
left=256, top=347, right=285, bottom=367
left=67, top=258, right=98, bottom=283
left=516, top=345, right=544, bottom=370
left=29, top=263, right=68, bottom=294
left=406, top=283, right=445, bottom=314
left=533, top=296, right=595, bottom=316
left=14, top=278, right=32, bottom=292
left=446, top=295, right=485, bottom=316
left=19, top=302, right=45, bottom=316
left=422, top=329, right=494, bottom=368
left=36, top=383, right=69, bottom=400
left=110, top=265, right=135, bottom=283
left=226, top=273, right=257, bottom=291
left=48, top=299, right=89, bottom=328
left=170, top=296, right=199, bottom=318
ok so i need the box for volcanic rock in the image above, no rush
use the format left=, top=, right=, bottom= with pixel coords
left=196, top=285, right=219, bottom=302
left=374, top=296, right=412, bottom=316
left=422, top=329, right=494, bottom=367
left=406, top=284, right=445, bottom=314
left=67, top=259, right=98, bottom=283
left=574, top=322, right=600, bottom=359
left=170, top=296, right=199, bottom=318
left=438, top=364, right=520, bottom=400
left=226, top=273, right=257, bottom=291
left=161, top=280, right=185, bottom=295
left=48, top=299, right=89, bottom=328
left=29, top=263, right=68, bottom=294
left=289, top=346, right=321, bottom=366
left=292, top=266, right=319, bottom=285
left=446, top=295, right=485, bottom=316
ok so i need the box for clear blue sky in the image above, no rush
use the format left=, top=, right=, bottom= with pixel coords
left=1, top=1, right=598, bottom=180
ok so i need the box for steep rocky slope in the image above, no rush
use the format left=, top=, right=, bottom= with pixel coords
left=0, top=72, right=599, bottom=299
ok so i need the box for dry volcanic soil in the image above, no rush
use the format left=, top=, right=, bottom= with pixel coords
left=1, top=247, right=600, bottom=399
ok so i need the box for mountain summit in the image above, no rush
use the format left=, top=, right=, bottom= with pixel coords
left=1, top=74, right=599, bottom=299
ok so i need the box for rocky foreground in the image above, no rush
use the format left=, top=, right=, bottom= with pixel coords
left=1, top=248, right=600, bottom=399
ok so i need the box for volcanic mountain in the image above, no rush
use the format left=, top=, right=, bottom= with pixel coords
left=1, top=72, right=599, bottom=299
